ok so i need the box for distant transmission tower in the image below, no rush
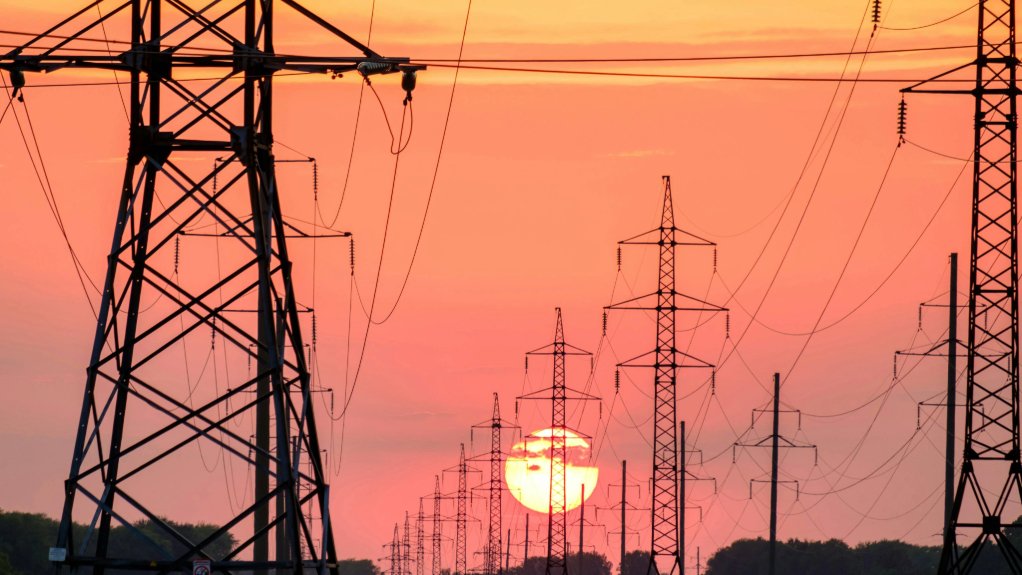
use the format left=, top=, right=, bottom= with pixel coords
left=444, top=444, right=479, bottom=575
left=404, top=513, right=413, bottom=575
left=607, top=176, right=725, bottom=575
left=471, top=393, right=519, bottom=575
left=903, top=1, right=1021, bottom=571
left=4, top=2, right=417, bottom=575
left=417, top=499, right=426, bottom=575
left=433, top=476, right=443, bottom=575
left=390, top=524, right=402, bottom=575
left=517, top=308, right=600, bottom=575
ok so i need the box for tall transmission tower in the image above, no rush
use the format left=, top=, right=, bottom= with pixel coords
left=517, top=308, right=599, bottom=575
left=3, top=3, right=416, bottom=575
left=471, top=393, right=519, bottom=575
left=607, top=176, right=725, bottom=575
left=903, top=1, right=1021, bottom=571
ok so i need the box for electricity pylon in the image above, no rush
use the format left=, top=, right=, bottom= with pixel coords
left=606, top=176, right=725, bottom=575
left=404, top=513, right=413, bottom=575
left=471, top=393, right=519, bottom=575
left=517, top=308, right=600, bottom=575
left=733, top=374, right=816, bottom=575
left=444, top=444, right=480, bottom=575
left=386, top=524, right=400, bottom=575
left=1, top=2, right=416, bottom=575
left=417, top=499, right=426, bottom=575
left=433, top=476, right=443, bottom=575
left=903, top=1, right=1021, bottom=571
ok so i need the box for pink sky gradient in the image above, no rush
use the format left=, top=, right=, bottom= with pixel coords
left=0, top=0, right=995, bottom=569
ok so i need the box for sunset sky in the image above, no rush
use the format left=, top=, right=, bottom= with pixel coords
left=0, top=0, right=993, bottom=569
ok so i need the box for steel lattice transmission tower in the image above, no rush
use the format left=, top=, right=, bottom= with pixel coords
left=471, top=393, right=518, bottom=575
left=607, top=176, right=724, bottom=575
left=432, top=476, right=443, bottom=575
left=443, top=444, right=478, bottom=575
left=517, top=308, right=599, bottom=575
left=904, top=0, right=1021, bottom=572
left=0, top=2, right=414, bottom=575
left=417, top=498, right=426, bottom=575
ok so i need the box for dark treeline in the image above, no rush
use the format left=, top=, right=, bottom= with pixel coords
left=0, top=510, right=381, bottom=575
left=706, top=515, right=1022, bottom=575
left=6, top=509, right=1022, bottom=575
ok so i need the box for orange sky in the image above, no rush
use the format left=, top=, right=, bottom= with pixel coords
left=0, top=0, right=994, bottom=569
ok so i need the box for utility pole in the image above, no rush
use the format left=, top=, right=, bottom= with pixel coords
left=946, top=252, right=957, bottom=540
left=506, top=529, right=512, bottom=574
left=18, top=3, right=417, bottom=575
left=579, top=484, right=586, bottom=573
left=903, top=1, right=1021, bottom=571
left=896, top=253, right=964, bottom=542
left=601, top=460, right=643, bottom=575
left=621, top=462, right=627, bottom=570
left=517, top=309, right=600, bottom=575
left=607, top=176, right=726, bottom=575
left=525, top=514, right=531, bottom=565
left=472, top=393, right=519, bottom=575
left=677, top=422, right=714, bottom=573
left=733, top=374, right=816, bottom=575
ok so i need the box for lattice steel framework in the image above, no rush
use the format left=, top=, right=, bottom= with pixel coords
left=0, top=2, right=413, bottom=575
left=518, top=309, right=598, bottom=575
left=432, top=476, right=443, bottom=575
left=904, top=1, right=1021, bottom=572
left=416, top=499, right=426, bottom=575
left=456, top=445, right=469, bottom=575
left=389, top=525, right=402, bottom=575
left=471, top=393, right=517, bottom=575
left=607, top=176, right=723, bottom=575
left=403, top=513, right=412, bottom=575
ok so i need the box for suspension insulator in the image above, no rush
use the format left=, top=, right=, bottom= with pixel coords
left=616, top=246, right=622, bottom=270
left=893, top=354, right=898, bottom=379
left=872, top=0, right=881, bottom=24
left=211, top=321, right=216, bottom=349
left=897, top=97, right=907, bottom=140
left=313, top=161, right=319, bottom=200
left=711, top=371, right=716, bottom=395
left=917, top=305, right=923, bottom=331
left=602, top=311, right=608, bottom=336
left=615, top=369, right=620, bottom=393
left=525, top=356, right=529, bottom=372
left=725, top=312, right=730, bottom=338
left=349, top=237, right=356, bottom=274
left=312, top=313, right=318, bottom=349
left=174, top=235, right=180, bottom=275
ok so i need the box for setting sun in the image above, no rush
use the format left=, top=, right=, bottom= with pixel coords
left=504, top=427, right=599, bottom=514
